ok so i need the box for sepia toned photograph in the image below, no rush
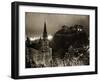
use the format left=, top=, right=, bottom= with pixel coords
left=11, top=2, right=97, bottom=79
left=25, top=12, right=90, bottom=68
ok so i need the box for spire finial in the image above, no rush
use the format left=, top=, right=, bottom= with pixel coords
left=43, top=21, right=47, bottom=39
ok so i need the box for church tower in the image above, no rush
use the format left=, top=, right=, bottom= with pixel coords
left=43, top=22, right=48, bottom=40
left=39, top=22, right=52, bottom=67
left=41, top=22, right=49, bottom=52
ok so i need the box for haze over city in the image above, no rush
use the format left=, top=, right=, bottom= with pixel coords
left=25, top=12, right=89, bottom=39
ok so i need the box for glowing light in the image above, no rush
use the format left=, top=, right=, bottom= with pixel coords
left=48, top=35, right=53, bottom=40
left=30, top=35, right=53, bottom=41
left=78, top=28, right=82, bottom=31
left=30, top=37, right=39, bottom=41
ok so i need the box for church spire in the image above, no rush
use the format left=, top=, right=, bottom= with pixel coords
left=43, top=22, right=47, bottom=39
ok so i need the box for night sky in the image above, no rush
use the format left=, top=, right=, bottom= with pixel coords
left=25, top=12, right=89, bottom=38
